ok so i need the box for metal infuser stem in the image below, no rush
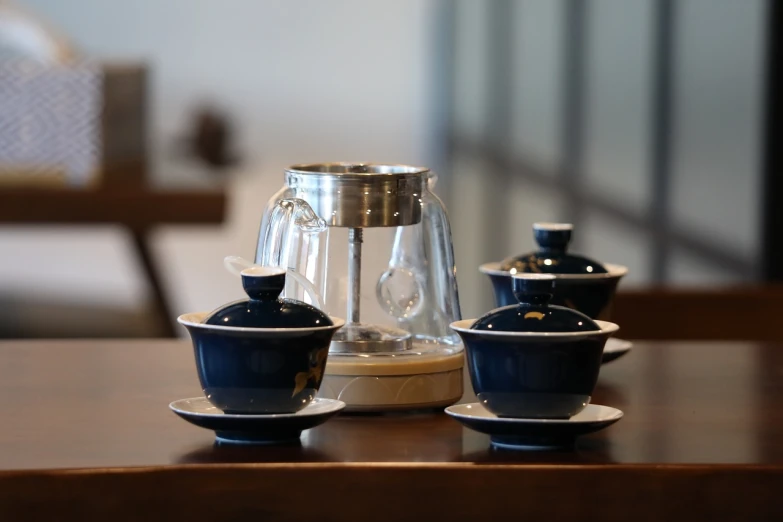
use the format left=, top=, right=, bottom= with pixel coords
left=347, top=227, right=363, bottom=326
left=329, top=224, right=413, bottom=353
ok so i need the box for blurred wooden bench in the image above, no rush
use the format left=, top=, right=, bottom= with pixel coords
left=613, top=287, right=783, bottom=342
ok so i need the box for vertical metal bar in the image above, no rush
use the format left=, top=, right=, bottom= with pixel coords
left=430, top=0, right=457, bottom=209
left=485, top=0, right=515, bottom=143
left=762, top=0, right=783, bottom=281
left=759, top=0, right=781, bottom=469
left=561, top=0, right=589, bottom=230
left=649, top=0, right=676, bottom=284
left=347, top=228, right=362, bottom=324
left=483, top=0, right=515, bottom=262
left=646, top=0, right=677, bottom=463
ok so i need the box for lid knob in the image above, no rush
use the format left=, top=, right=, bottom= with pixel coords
left=512, top=273, right=555, bottom=305
left=241, top=266, right=287, bottom=301
left=533, top=222, right=573, bottom=253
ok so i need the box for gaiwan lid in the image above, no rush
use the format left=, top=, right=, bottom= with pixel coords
left=203, top=266, right=333, bottom=328
left=498, top=223, right=607, bottom=275
left=471, top=274, right=599, bottom=333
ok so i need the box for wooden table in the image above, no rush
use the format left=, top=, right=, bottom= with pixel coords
left=0, top=185, right=226, bottom=337
left=0, top=339, right=780, bottom=521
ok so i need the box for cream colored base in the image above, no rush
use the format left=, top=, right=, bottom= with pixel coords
left=317, top=350, right=464, bottom=412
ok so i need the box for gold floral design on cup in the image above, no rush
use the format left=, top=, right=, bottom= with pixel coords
left=292, top=346, right=330, bottom=397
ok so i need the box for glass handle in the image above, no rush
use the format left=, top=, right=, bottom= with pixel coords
left=258, top=198, right=326, bottom=268
left=250, top=197, right=328, bottom=309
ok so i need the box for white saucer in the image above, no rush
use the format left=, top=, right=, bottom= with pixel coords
left=445, top=402, right=623, bottom=450
left=170, top=397, right=345, bottom=445
left=603, top=337, right=632, bottom=363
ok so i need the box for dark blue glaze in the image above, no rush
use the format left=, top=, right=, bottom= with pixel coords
left=458, top=329, right=605, bottom=419
left=205, top=269, right=332, bottom=329
left=473, top=275, right=599, bottom=333
left=183, top=267, right=342, bottom=414
left=182, top=324, right=340, bottom=414
left=241, top=270, right=287, bottom=301
left=454, top=274, right=611, bottom=418
left=499, top=223, right=607, bottom=274
left=487, top=272, right=621, bottom=320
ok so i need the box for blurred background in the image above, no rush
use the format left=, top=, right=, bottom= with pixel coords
left=0, top=0, right=774, bottom=338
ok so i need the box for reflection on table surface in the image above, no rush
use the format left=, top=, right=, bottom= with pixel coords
left=0, top=339, right=780, bottom=470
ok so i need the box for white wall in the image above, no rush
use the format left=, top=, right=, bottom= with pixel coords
left=2, top=0, right=438, bottom=329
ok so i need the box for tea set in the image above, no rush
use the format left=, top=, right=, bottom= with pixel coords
left=169, top=163, right=629, bottom=450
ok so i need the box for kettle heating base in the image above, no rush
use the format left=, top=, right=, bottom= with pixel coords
left=317, top=349, right=464, bottom=412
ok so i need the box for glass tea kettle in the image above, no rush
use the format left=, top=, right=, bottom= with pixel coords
left=251, top=163, right=465, bottom=412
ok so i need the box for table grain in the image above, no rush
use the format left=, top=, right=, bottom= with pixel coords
left=0, top=339, right=780, bottom=521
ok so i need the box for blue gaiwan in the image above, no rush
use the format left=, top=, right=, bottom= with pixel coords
left=177, top=266, right=344, bottom=415
left=450, top=273, right=619, bottom=419
left=479, top=222, right=628, bottom=320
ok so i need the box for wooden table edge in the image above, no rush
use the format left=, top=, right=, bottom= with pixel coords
left=3, top=461, right=783, bottom=475
left=0, top=463, right=781, bottom=521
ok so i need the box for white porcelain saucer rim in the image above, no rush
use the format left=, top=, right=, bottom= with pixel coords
left=169, top=397, right=346, bottom=419
left=604, top=338, right=633, bottom=353
left=445, top=403, right=624, bottom=425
